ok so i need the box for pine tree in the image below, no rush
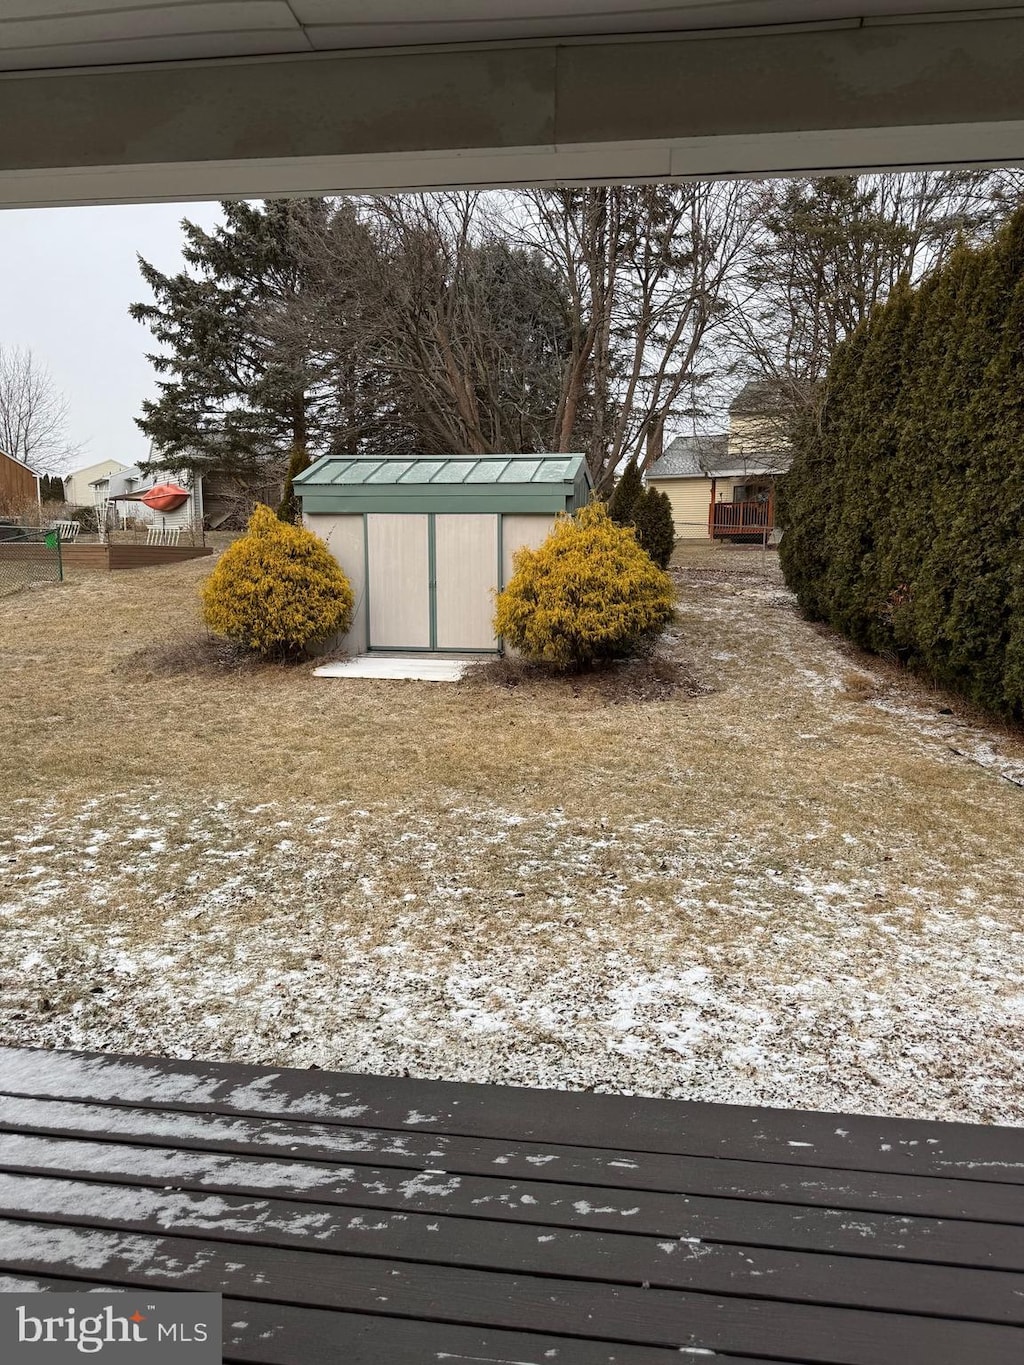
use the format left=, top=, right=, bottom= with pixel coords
left=630, top=487, right=675, bottom=568
left=607, top=458, right=643, bottom=525
left=277, top=443, right=312, bottom=524
left=130, top=199, right=338, bottom=487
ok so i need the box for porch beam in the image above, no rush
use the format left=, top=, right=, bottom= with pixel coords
left=1, top=14, right=1024, bottom=207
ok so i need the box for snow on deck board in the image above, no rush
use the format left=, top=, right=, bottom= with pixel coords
left=2, top=1134, right=1022, bottom=1273
left=0, top=1047, right=1022, bottom=1364
left=1, top=1170, right=1022, bottom=1323
left=0, top=1045, right=1021, bottom=1181
left=3, top=1094, right=1022, bottom=1225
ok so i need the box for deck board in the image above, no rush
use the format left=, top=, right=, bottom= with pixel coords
left=3, top=1172, right=1024, bottom=1323
left=0, top=1046, right=1022, bottom=1363
left=5, top=1092, right=1023, bottom=1224
left=2, top=1046, right=1022, bottom=1179
left=3, top=1133, right=1024, bottom=1272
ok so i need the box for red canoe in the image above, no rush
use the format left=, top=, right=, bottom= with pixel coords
left=140, top=483, right=190, bottom=513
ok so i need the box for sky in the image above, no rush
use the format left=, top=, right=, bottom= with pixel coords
left=0, top=201, right=224, bottom=472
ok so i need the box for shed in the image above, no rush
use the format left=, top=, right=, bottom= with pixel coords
left=0, top=449, right=40, bottom=514
left=294, top=454, right=592, bottom=655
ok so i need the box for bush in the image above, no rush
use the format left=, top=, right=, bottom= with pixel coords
left=779, top=203, right=1024, bottom=716
left=201, top=504, right=354, bottom=658
left=494, top=502, right=675, bottom=671
left=631, top=486, right=676, bottom=568
left=607, top=458, right=643, bottom=525
left=66, top=505, right=98, bottom=534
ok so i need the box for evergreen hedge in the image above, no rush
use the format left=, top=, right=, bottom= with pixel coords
left=607, top=458, right=643, bottom=525
left=779, top=206, right=1024, bottom=717
left=608, top=459, right=676, bottom=568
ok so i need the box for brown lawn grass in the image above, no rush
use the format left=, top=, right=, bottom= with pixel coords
left=1, top=541, right=1023, bottom=1120
left=7, top=542, right=1021, bottom=835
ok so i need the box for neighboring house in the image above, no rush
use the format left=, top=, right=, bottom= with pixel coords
left=102, top=463, right=204, bottom=532
left=0, top=449, right=41, bottom=513
left=62, top=458, right=131, bottom=508
left=647, top=382, right=793, bottom=541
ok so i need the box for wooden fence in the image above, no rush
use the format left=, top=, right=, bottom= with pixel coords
left=61, top=543, right=213, bottom=571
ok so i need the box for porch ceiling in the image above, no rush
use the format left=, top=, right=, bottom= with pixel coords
left=1, top=4, right=1023, bottom=206
left=1, top=3, right=1020, bottom=72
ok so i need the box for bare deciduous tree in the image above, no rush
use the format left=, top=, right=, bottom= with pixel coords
left=518, top=184, right=760, bottom=489
left=0, top=346, right=79, bottom=472
left=292, top=192, right=575, bottom=457
left=728, top=170, right=1023, bottom=422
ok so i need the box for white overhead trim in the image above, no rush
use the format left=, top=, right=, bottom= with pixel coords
left=1, top=15, right=1023, bottom=205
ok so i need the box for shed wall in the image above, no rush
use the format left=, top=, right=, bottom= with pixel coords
left=305, top=513, right=367, bottom=655
left=366, top=513, right=431, bottom=649
left=0, top=453, right=38, bottom=513
left=308, top=510, right=560, bottom=657
left=501, top=514, right=556, bottom=585
left=435, top=514, right=499, bottom=651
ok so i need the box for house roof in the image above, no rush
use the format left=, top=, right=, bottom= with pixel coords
left=729, top=379, right=793, bottom=416
left=647, top=434, right=728, bottom=479
left=648, top=433, right=791, bottom=481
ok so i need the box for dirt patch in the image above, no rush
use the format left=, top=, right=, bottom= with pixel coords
left=465, top=651, right=709, bottom=706
left=122, top=630, right=264, bottom=678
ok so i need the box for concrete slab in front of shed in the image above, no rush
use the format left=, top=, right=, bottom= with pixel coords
left=313, top=655, right=476, bottom=682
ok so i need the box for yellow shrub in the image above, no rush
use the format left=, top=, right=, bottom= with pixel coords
left=494, top=502, right=675, bottom=671
left=202, top=505, right=354, bottom=658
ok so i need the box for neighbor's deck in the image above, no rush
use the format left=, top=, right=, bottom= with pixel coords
left=0, top=1048, right=1022, bottom=1364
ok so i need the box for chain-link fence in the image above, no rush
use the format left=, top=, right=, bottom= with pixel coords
left=0, top=526, right=63, bottom=598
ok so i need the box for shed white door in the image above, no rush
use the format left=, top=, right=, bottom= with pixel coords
left=434, top=514, right=499, bottom=651
left=366, top=513, right=430, bottom=649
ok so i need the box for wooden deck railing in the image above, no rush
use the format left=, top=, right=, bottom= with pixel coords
left=710, top=497, right=774, bottom=539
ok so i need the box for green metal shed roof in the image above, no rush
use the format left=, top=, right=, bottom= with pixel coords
left=295, top=454, right=592, bottom=516
left=295, top=454, right=587, bottom=488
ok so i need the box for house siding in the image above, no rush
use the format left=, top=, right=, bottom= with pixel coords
left=63, top=459, right=129, bottom=507
left=729, top=412, right=779, bottom=454
left=648, top=477, right=713, bottom=539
